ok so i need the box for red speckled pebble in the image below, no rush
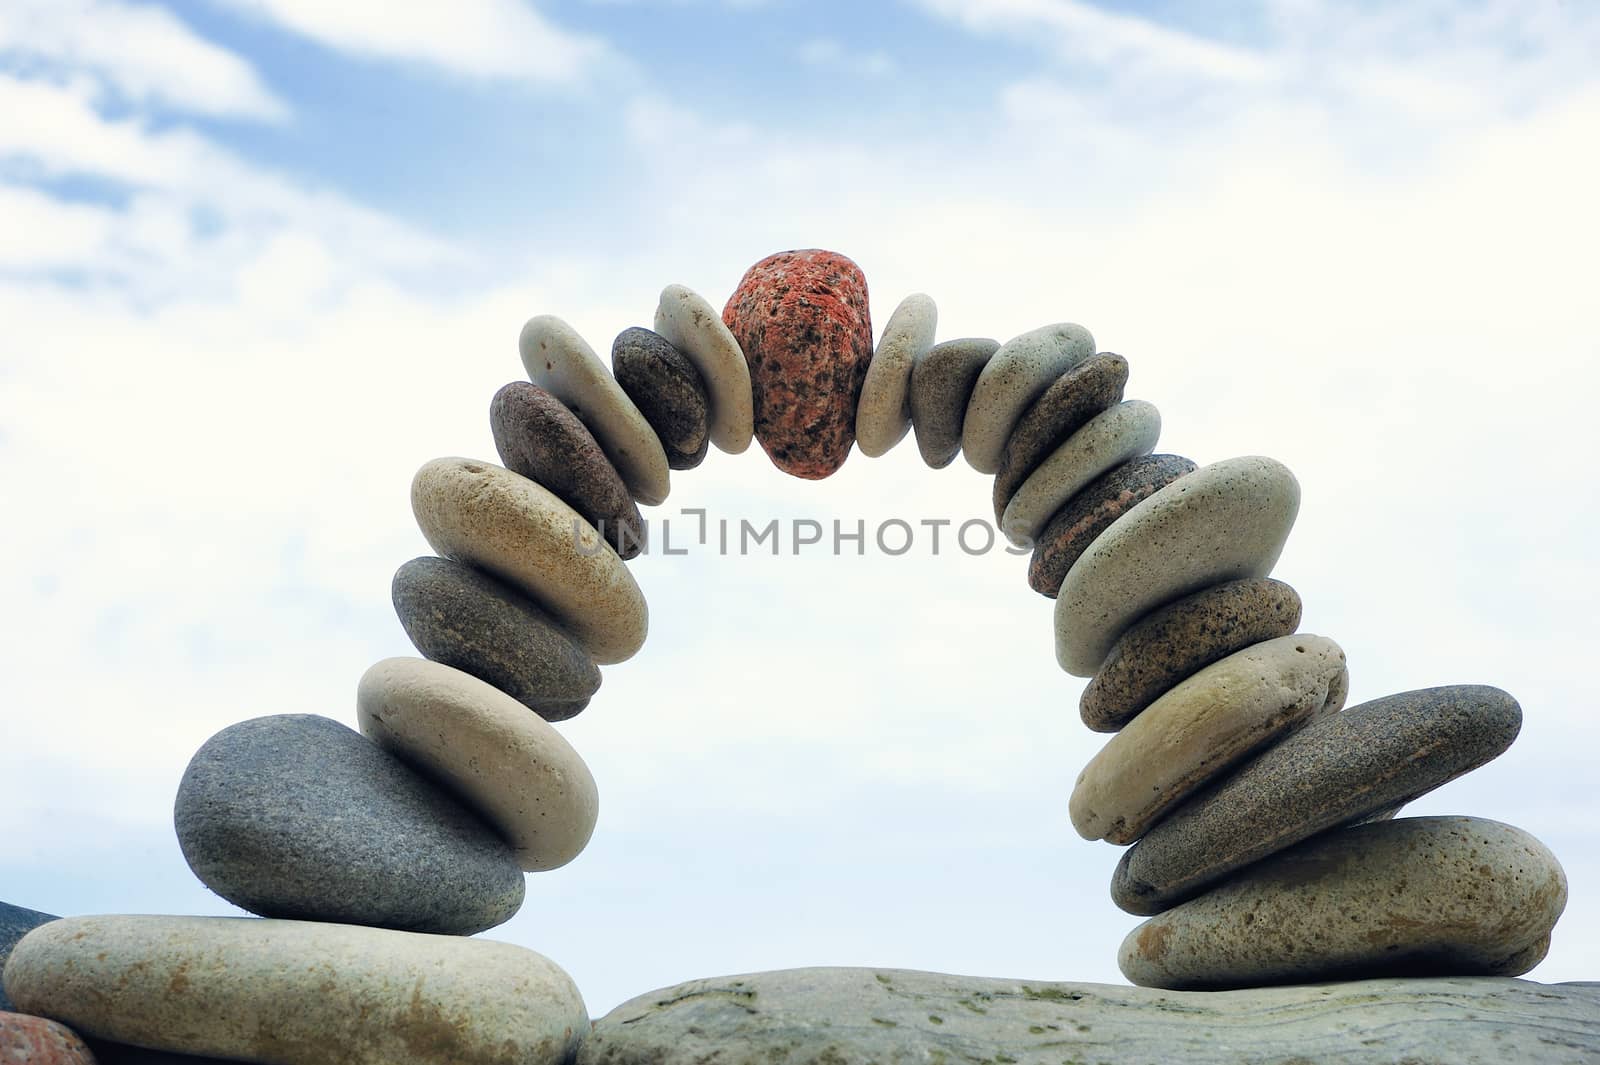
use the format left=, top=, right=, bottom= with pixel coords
left=721, top=249, right=873, bottom=479
left=0, top=1012, right=97, bottom=1064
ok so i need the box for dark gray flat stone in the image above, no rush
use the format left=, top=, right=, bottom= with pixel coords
left=1079, top=576, right=1299, bottom=729
left=579, top=967, right=1600, bottom=1065
left=907, top=338, right=997, bottom=468
left=612, top=327, right=710, bottom=470
left=174, top=714, right=524, bottom=935
left=1113, top=685, right=1523, bottom=915
left=392, top=556, right=600, bottom=721
left=1, top=901, right=57, bottom=1011
left=991, top=352, right=1128, bottom=522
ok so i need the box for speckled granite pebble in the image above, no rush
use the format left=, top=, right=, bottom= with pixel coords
left=3, top=916, right=586, bottom=1065
left=1113, top=685, right=1524, bottom=915
left=0, top=1011, right=96, bottom=1064
left=358, top=658, right=599, bottom=872
left=490, top=382, right=646, bottom=559
left=654, top=284, right=753, bottom=454
left=1081, top=577, right=1301, bottom=731
left=992, top=352, right=1129, bottom=520
left=0, top=903, right=55, bottom=1013
left=908, top=338, right=998, bottom=468
left=721, top=249, right=873, bottom=479
left=412, top=458, right=647, bottom=665
left=1028, top=454, right=1196, bottom=598
left=1071, top=635, right=1347, bottom=845
left=174, top=714, right=523, bottom=935
left=392, top=556, right=600, bottom=721
left=1120, top=817, right=1567, bottom=990
left=962, top=323, right=1095, bottom=474
left=519, top=315, right=670, bottom=505
left=856, top=293, right=936, bottom=457
left=612, top=327, right=710, bottom=470
left=1000, top=399, right=1161, bottom=547
left=1056, top=456, right=1300, bottom=676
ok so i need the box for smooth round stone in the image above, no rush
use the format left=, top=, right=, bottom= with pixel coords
left=960, top=323, right=1096, bottom=474
left=490, top=382, right=646, bottom=560
left=1055, top=455, right=1300, bottom=676
left=612, top=327, right=710, bottom=470
left=999, top=399, right=1161, bottom=547
left=519, top=314, right=671, bottom=505
left=991, top=352, right=1129, bottom=520
left=1119, top=817, right=1568, bottom=990
left=908, top=338, right=998, bottom=468
left=654, top=283, right=754, bottom=454
left=1028, top=454, right=1196, bottom=598
left=1081, top=577, right=1302, bottom=732
left=1070, top=635, right=1348, bottom=845
left=855, top=293, right=937, bottom=458
left=392, top=557, right=600, bottom=722
left=358, top=658, right=599, bottom=873
left=0, top=1012, right=96, bottom=1064
left=411, top=457, right=648, bottom=665
left=174, top=714, right=524, bottom=935
left=1, top=902, right=56, bottom=1013
left=1112, top=685, right=1524, bottom=915
left=722, top=249, right=874, bottom=479
left=2, top=915, right=587, bottom=1065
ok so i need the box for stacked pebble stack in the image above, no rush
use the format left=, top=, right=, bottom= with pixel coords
left=0, top=247, right=1569, bottom=1064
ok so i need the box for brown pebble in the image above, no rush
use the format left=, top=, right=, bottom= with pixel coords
left=992, top=353, right=1129, bottom=522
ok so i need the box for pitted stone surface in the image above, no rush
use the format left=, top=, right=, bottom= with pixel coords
left=908, top=337, right=997, bottom=468
left=992, top=352, right=1129, bottom=520
left=0, top=1011, right=96, bottom=1064
left=612, top=327, right=711, bottom=470
left=962, top=323, right=1096, bottom=474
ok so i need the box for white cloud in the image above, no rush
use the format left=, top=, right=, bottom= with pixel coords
left=796, top=37, right=897, bottom=78
left=208, top=0, right=616, bottom=86
left=0, top=0, right=287, bottom=120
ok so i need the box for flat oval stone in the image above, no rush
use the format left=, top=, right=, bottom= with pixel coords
left=358, top=658, right=600, bottom=872
left=1119, top=816, right=1568, bottom=990
left=392, top=557, right=600, bottom=721
left=411, top=457, right=648, bottom=665
left=490, top=382, right=646, bottom=560
left=1070, top=635, right=1348, bottom=845
left=0, top=1012, right=96, bottom=1064
left=1, top=902, right=56, bottom=1012
left=721, top=249, right=874, bottom=479
left=519, top=314, right=670, bottom=505
left=1055, top=455, right=1300, bottom=676
left=856, top=293, right=937, bottom=457
left=992, top=352, right=1130, bottom=520
left=612, top=327, right=710, bottom=470
left=1028, top=455, right=1196, bottom=598
left=174, top=714, right=524, bottom=935
left=908, top=338, right=997, bottom=468
left=3, top=915, right=586, bottom=1065
left=1000, top=399, right=1162, bottom=547
left=1112, top=684, right=1524, bottom=915
left=1081, top=577, right=1302, bottom=731
left=961, top=323, right=1095, bottom=474
left=654, top=283, right=754, bottom=454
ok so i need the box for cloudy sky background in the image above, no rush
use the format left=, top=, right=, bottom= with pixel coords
left=2, top=0, right=1597, bottom=1015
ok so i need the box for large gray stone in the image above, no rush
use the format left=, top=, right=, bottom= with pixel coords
left=174, top=714, right=524, bottom=935
left=578, top=967, right=1600, bottom=1065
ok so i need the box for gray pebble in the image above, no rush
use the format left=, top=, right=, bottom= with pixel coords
left=1, top=901, right=56, bottom=1011
left=908, top=338, right=998, bottom=468
left=612, top=327, right=711, bottom=470
left=991, top=352, right=1128, bottom=522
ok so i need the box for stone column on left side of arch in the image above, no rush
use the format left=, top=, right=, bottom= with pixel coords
left=960, top=322, right=1096, bottom=475
left=855, top=293, right=937, bottom=457
left=1055, top=455, right=1301, bottom=676
left=519, top=315, right=672, bottom=506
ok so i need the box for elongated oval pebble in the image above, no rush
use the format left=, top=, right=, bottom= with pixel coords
left=1118, top=816, right=1567, bottom=990
left=961, top=323, right=1095, bottom=474
left=2, top=915, right=587, bottom=1065
left=908, top=338, right=998, bottom=468
left=992, top=352, right=1129, bottom=522
left=1070, top=635, right=1348, bottom=845
left=519, top=315, right=670, bottom=505
left=613, top=327, right=710, bottom=469
left=856, top=293, right=936, bottom=457
left=654, top=283, right=754, bottom=454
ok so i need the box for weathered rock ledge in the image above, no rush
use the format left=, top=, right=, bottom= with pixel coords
left=581, top=967, right=1600, bottom=1065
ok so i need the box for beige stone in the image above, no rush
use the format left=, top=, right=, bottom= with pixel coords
left=519, top=314, right=671, bottom=505
left=1055, top=455, right=1300, bottom=675
left=411, top=458, right=647, bottom=664
left=654, top=284, right=754, bottom=454
left=1070, top=635, right=1348, bottom=844
left=855, top=293, right=937, bottom=457
left=1119, top=816, right=1568, bottom=990
left=2, top=915, right=586, bottom=1065
left=1000, top=399, right=1161, bottom=547
left=357, top=657, right=599, bottom=871
left=960, top=323, right=1095, bottom=474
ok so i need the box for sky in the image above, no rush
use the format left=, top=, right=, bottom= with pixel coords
left=2, top=0, right=1598, bottom=1019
